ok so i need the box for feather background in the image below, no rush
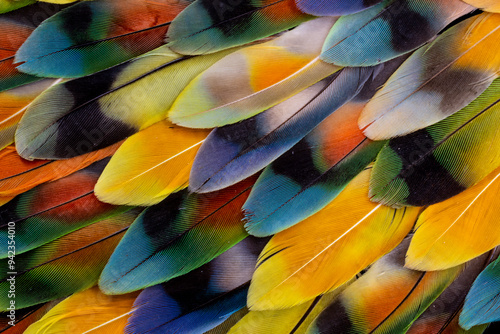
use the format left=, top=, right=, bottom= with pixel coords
left=0, top=1, right=499, bottom=333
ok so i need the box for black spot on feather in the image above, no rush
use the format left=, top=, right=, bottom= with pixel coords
left=52, top=67, right=136, bottom=158
left=390, top=130, right=466, bottom=206
left=141, top=190, right=186, bottom=240
left=203, top=0, right=260, bottom=36
left=271, top=140, right=323, bottom=188
left=381, top=1, right=432, bottom=53
left=313, top=298, right=353, bottom=333
left=61, top=2, right=93, bottom=40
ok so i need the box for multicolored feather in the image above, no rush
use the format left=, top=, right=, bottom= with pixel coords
left=241, top=55, right=410, bottom=235
left=125, top=237, right=266, bottom=334
left=168, top=17, right=340, bottom=128
left=99, top=176, right=256, bottom=295
left=0, top=159, right=129, bottom=257
left=166, top=0, right=311, bottom=55
left=370, top=78, right=500, bottom=207
left=189, top=66, right=372, bottom=193
left=360, top=12, right=500, bottom=140
left=0, top=210, right=138, bottom=310
left=247, top=168, right=419, bottom=310
left=15, top=46, right=233, bottom=159
left=320, top=0, right=474, bottom=67
left=15, top=0, right=191, bottom=78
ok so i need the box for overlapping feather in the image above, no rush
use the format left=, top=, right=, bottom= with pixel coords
left=360, top=12, right=500, bottom=139
left=248, top=169, right=420, bottom=310
left=15, top=0, right=191, bottom=77
left=95, top=121, right=209, bottom=206
left=168, top=17, right=340, bottom=129
left=0, top=1, right=499, bottom=333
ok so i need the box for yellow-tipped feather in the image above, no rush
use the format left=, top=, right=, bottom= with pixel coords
left=95, top=121, right=209, bottom=206
left=407, top=167, right=500, bottom=271
left=248, top=168, right=420, bottom=310
left=24, top=287, right=139, bottom=334
left=229, top=287, right=347, bottom=334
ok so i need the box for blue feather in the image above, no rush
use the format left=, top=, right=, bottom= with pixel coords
left=460, top=256, right=500, bottom=329
left=320, top=0, right=473, bottom=66
left=125, top=238, right=265, bottom=334
left=190, top=67, right=372, bottom=193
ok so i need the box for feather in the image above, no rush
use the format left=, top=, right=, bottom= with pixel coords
left=0, top=210, right=138, bottom=310
left=0, top=0, right=35, bottom=14
left=0, top=1, right=78, bottom=14
left=0, top=79, right=56, bottom=150
left=360, top=13, right=500, bottom=140
left=0, top=13, right=39, bottom=92
left=242, top=106, right=385, bottom=236
left=15, top=46, right=233, bottom=159
left=24, top=287, right=139, bottom=334
left=0, top=303, right=56, bottom=333
left=228, top=289, right=346, bottom=334
left=189, top=66, right=372, bottom=194
left=295, top=0, right=383, bottom=16
left=242, top=139, right=384, bottom=237
left=407, top=250, right=497, bottom=334
left=306, top=239, right=463, bottom=334
left=125, top=237, right=266, bottom=334
left=15, top=0, right=190, bottom=78
left=168, top=17, right=340, bottom=128
left=460, top=255, right=500, bottom=329
left=2, top=2, right=500, bottom=333
left=99, top=176, right=256, bottom=295
left=247, top=169, right=420, bottom=310
left=406, top=167, right=500, bottom=271
left=0, top=195, right=14, bottom=207
left=370, top=78, right=500, bottom=207
left=95, top=121, right=209, bottom=206
left=407, top=250, right=498, bottom=334
left=206, top=309, right=249, bottom=334
left=462, top=0, right=500, bottom=13
left=166, top=0, right=311, bottom=55
left=0, top=159, right=129, bottom=257
left=242, top=56, right=408, bottom=235
left=0, top=142, right=120, bottom=197
left=320, top=0, right=474, bottom=67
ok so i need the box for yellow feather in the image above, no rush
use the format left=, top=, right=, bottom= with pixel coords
left=229, top=287, right=346, bottom=334
left=95, top=121, right=209, bottom=206
left=462, top=0, right=500, bottom=12
left=248, top=168, right=420, bottom=310
left=24, top=287, right=139, bottom=334
left=407, top=166, right=500, bottom=271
